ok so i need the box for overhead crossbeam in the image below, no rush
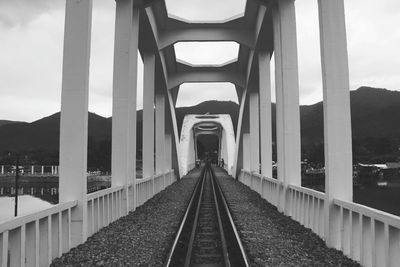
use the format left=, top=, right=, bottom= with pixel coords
left=167, top=61, right=245, bottom=90
left=193, top=122, right=222, bottom=136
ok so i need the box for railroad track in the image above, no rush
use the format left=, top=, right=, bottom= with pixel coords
left=165, top=165, right=249, bottom=267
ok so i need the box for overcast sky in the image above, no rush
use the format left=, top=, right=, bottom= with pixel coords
left=0, top=0, right=399, bottom=122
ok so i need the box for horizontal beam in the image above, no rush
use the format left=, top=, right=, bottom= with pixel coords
left=194, top=130, right=221, bottom=136
left=168, top=70, right=245, bottom=89
left=167, top=61, right=245, bottom=90
left=158, top=28, right=254, bottom=50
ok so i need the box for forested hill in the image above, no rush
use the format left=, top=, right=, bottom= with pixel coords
left=0, top=86, right=399, bottom=166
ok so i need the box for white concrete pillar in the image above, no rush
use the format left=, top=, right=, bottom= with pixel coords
left=259, top=51, right=273, bottom=178
left=249, top=91, right=260, bottom=173
left=1, top=165, right=4, bottom=175
left=164, top=100, right=173, bottom=172
left=31, top=165, right=34, bottom=175
left=142, top=53, right=155, bottom=180
left=111, top=0, right=139, bottom=213
left=242, top=97, right=251, bottom=171
left=273, top=0, right=301, bottom=213
left=233, top=87, right=248, bottom=177
left=242, top=134, right=251, bottom=171
left=41, top=166, right=44, bottom=175
left=167, top=90, right=182, bottom=178
left=155, top=93, right=166, bottom=175
left=318, top=0, right=353, bottom=248
left=59, top=0, right=92, bottom=247
left=51, top=166, right=54, bottom=175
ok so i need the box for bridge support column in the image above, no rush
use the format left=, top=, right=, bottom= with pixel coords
left=111, top=0, right=139, bottom=213
left=164, top=101, right=173, bottom=173
left=273, top=0, right=301, bottom=214
left=249, top=91, right=260, bottom=174
left=233, top=87, right=247, bottom=178
left=242, top=98, right=251, bottom=172
left=318, top=0, right=352, bottom=248
left=259, top=51, right=272, bottom=178
left=167, top=89, right=181, bottom=178
left=59, top=0, right=92, bottom=247
left=143, top=53, right=156, bottom=185
left=155, top=93, right=166, bottom=177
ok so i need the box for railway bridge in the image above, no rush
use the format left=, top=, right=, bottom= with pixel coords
left=1, top=0, right=399, bottom=266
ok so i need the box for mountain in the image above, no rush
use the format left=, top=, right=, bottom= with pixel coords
left=300, top=87, right=400, bottom=145
left=0, top=113, right=111, bottom=154
left=0, top=86, right=399, bottom=165
left=0, top=120, right=22, bottom=127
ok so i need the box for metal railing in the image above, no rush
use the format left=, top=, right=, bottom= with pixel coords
left=0, top=169, right=177, bottom=266
left=239, top=169, right=400, bottom=267
left=287, top=184, right=325, bottom=237
left=87, top=186, right=124, bottom=237
left=333, top=199, right=400, bottom=267
left=0, top=201, right=77, bottom=266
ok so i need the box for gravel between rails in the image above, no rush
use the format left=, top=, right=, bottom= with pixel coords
left=51, top=169, right=201, bottom=267
left=213, top=167, right=361, bottom=267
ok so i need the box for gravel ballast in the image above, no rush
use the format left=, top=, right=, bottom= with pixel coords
left=51, top=169, right=201, bottom=266
left=213, top=167, right=360, bottom=267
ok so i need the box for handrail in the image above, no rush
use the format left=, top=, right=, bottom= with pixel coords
left=251, top=172, right=280, bottom=185
left=0, top=200, right=77, bottom=233
left=136, top=170, right=173, bottom=185
left=136, top=176, right=153, bottom=185
left=334, top=198, right=400, bottom=228
left=288, top=184, right=325, bottom=199
left=87, top=186, right=124, bottom=201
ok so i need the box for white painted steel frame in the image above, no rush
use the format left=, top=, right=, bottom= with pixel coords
left=2, top=0, right=395, bottom=265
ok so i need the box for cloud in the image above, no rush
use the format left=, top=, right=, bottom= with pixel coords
left=165, top=0, right=246, bottom=22
left=0, top=0, right=63, bottom=27
left=175, top=42, right=239, bottom=65
left=1, top=0, right=400, bottom=121
left=0, top=7, right=64, bottom=121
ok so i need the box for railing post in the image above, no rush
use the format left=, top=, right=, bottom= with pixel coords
left=272, top=0, right=301, bottom=215
left=59, top=0, right=92, bottom=247
left=111, top=0, right=139, bottom=213
left=318, top=0, right=353, bottom=248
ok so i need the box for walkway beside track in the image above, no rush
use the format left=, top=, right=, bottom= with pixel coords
left=213, top=167, right=360, bottom=267
left=50, top=169, right=201, bottom=266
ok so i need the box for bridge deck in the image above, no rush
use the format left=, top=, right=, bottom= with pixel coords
left=51, top=167, right=359, bottom=266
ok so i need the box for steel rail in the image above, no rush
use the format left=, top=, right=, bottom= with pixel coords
left=210, top=168, right=230, bottom=266
left=211, top=168, right=250, bottom=267
left=165, top=165, right=249, bottom=266
left=183, top=172, right=206, bottom=267
left=164, top=167, right=205, bottom=267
